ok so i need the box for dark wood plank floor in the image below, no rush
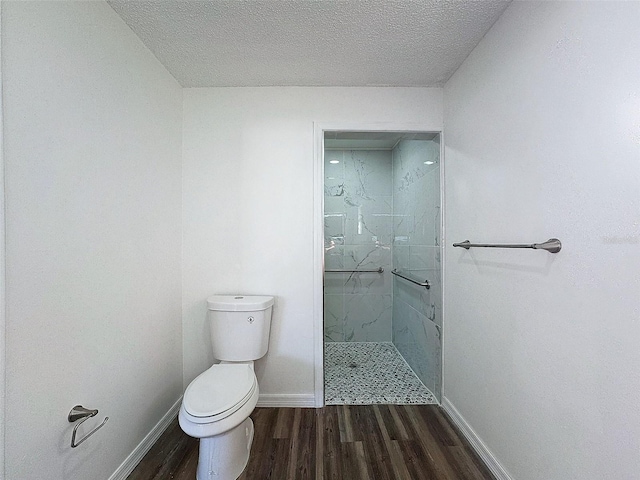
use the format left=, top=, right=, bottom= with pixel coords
left=127, top=405, right=494, bottom=480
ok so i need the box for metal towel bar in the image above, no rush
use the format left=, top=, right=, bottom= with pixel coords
left=453, top=238, right=562, bottom=254
left=68, top=405, right=109, bottom=448
left=391, top=269, right=430, bottom=289
left=325, top=267, right=384, bottom=273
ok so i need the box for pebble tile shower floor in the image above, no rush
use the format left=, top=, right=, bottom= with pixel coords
left=324, top=341, right=437, bottom=405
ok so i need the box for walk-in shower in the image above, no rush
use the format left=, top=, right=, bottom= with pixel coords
left=323, top=131, right=442, bottom=405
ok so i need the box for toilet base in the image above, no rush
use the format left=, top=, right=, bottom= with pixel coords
left=196, top=417, right=255, bottom=480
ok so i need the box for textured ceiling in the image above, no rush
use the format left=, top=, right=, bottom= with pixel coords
left=108, top=0, right=511, bottom=88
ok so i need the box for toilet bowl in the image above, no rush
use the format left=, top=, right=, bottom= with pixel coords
left=179, top=295, right=274, bottom=480
left=179, top=363, right=259, bottom=480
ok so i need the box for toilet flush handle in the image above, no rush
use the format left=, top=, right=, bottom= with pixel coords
left=247, top=316, right=254, bottom=324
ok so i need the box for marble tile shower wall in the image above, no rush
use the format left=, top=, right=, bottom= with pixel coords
left=324, top=150, right=394, bottom=342
left=391, top=139, right=442, bottom=400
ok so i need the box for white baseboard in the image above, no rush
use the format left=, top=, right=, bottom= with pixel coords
left=108, top=396, right=183, bottom=480
left=441, top=396, right=513, bottom=480
left=257, top=393, right=316, bottom=408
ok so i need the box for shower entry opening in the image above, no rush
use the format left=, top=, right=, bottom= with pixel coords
left=317, top=129, right=443, bottom=406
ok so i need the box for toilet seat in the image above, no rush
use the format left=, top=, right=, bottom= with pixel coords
left=183, top=364, right=257, bottom=424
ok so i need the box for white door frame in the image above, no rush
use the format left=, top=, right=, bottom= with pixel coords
left=1, top=7, right=7, bottom=473
left=312, top=122, right=443, bottom=407
left=1, top=9, right=7, bottom=474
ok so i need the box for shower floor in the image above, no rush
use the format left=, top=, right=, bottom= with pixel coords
left=324, top=341, right=437, bottom=405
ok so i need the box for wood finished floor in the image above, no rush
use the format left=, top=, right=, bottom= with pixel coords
left=127, top=405, right=494, bottom=480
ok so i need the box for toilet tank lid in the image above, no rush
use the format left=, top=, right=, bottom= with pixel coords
left=207, top=295, right=274, bottom=311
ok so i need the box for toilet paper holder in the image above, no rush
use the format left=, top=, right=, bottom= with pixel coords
left=68, top=405, right=109, bottom=448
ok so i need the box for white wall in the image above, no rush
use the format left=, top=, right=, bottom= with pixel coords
left=0, top=5, right=5, bottom=477
left=444, top=2, right=640, bottom=479
left=2, top=2, right=183, bottom=479
left=182, top=87, right=442, bottom=398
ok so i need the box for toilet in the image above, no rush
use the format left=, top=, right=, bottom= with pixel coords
left=179, top=295, right=274, bottom=480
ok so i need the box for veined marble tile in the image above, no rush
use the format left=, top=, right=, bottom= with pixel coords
left=392, top=245, right=410, bottom=272
left=411, top=205, right=437, bottom=246
left=324, top=195, right=345, bottom=214
left=344, top=268, right=391, bottom=296
left=390, top=137, right=442, bottom=403
left=392, top=140, right=439, bottom=192
left=344, top=196, right=393, bottom=246
left=408, top=245, right=441, bottom=271
left=325, top=149, right=343, bottom=164
left=433, top=204, right=441, bottom=246
left=324, top=150, right=346, bottom=196
left=412, top=317, right=441, bottom=398
left=392, top=301, right=412, bottom=363
left=324, top=245, right=344, bottom=269
left=344, top=150, right=392, bottom=198
left=343, top=244, right=390, bottom=269
left=394, top=274, right=429, bottom=318
left=324, top=150, right=344, bottom=182
left=392, top=216, right=414, bottom=245
left=392, top=301, right=441, bottom=398
left=324, top=294, right=345, bottom=342
left=323, top=271, right=346, bottom=295
left=391, top=187, right=411, bottom=213
left=393, top=142, right=429, bottom=192
left=431, top=323, right=443, bottom=401
left=392, top=195, right=414, bottom=241
left=324, top=213, right=345, bottom=242
left=344, top=294, right=392, bottom=342
left=409, top=246, right=433, bottom=270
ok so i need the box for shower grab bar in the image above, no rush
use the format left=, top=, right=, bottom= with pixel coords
left=325, top=267, right=384, bottom=273
left=391, top=269, right=430, bottom=289
left=453, top=238, right=562, bottom=253
left=68, top=405, right=109, bottom=448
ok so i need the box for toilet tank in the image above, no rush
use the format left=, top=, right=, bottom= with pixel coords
left=206, top=295, right=274, bottom=361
